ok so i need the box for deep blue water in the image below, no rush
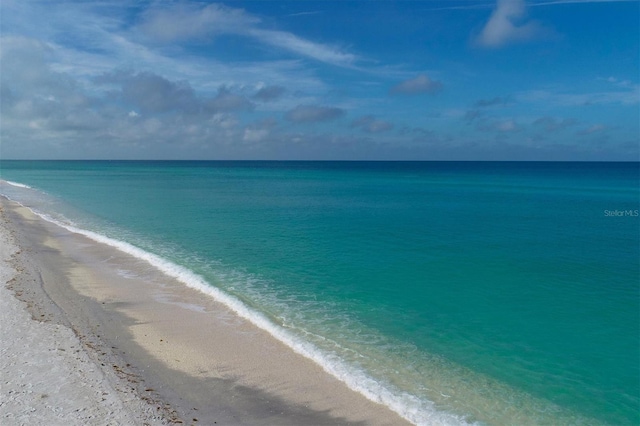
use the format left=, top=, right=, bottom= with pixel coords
left=1, top=161, right=638, bottom=425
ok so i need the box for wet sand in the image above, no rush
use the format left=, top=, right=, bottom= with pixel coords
left=0, top=197, right=410, bottom=425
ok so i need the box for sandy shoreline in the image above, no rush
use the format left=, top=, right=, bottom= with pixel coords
left=0, top=197, right=410, bottom=425
left=0, top=199, right=170, bottom=425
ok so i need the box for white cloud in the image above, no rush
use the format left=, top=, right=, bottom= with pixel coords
left=390, top=74, right=442, bottom=95
left=477, top=118, right=522, bottom=132
left=578, top=124, right=607, bottom=135
left=0, top=1, right=342, bottom=159
left=533, top=116, right=578, bottom=131
left=0, top=37, right=257, bottom=157
left=139, top=3, right=259, bottom=42
left=0, top=36, right=71, bottom=96
left=253, top=85, right=286, bottom=102
left=495, top=119, right=520, bottom=132
left=205, top=88, right=255, bottom=112
left=95, top=70, right=255, bottom=114
left=476, top=0, right=546, bottom=48
left=351, top=115, right=394, bottom=133
left=285, top=105, right=345, bottom=123
left=243, top=129, right=269, bottom=143
left=96, top=70, right=198, bottom=113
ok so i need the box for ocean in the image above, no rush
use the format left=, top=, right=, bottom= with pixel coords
left=1, top=161, right=638, bottom=425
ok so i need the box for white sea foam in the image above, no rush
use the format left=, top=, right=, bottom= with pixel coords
left=9, top=199, right=471, bottom=426
left=2, top=180, right=32, bottom=189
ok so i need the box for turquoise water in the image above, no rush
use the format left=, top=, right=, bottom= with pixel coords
left=1, top=161, right=638, bottom=425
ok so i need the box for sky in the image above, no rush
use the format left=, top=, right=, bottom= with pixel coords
left=0, top=0, right=638, bottom=160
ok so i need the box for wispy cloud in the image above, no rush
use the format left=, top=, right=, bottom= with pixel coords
left=0, top=1, right=326, bottom=95
left=474, top=96, right=510, bottom=107
left=533, top=116, right=578, bottom=132
left=247, top=29, right=357, bottom=67
left=518, top=85, right=640, bottom=106
left=138, top=2, right=357, bottom=67
left=531, top=0, right=638, bottom=6
left=426, top=0, right=636, bottom=11
left=285, top=11, right=322, bottom=18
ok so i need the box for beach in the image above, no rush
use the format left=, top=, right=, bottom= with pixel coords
left=0, top=196, right=410, bottom=425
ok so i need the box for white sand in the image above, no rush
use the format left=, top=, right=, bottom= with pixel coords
left=0, top=205, right=168, bottom=426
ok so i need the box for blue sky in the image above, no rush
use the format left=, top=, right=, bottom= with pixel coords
left=1, top=0, right=638, bottom=160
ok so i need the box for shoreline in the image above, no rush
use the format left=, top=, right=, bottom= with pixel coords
left=0, top=197, right=411, bottom=425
